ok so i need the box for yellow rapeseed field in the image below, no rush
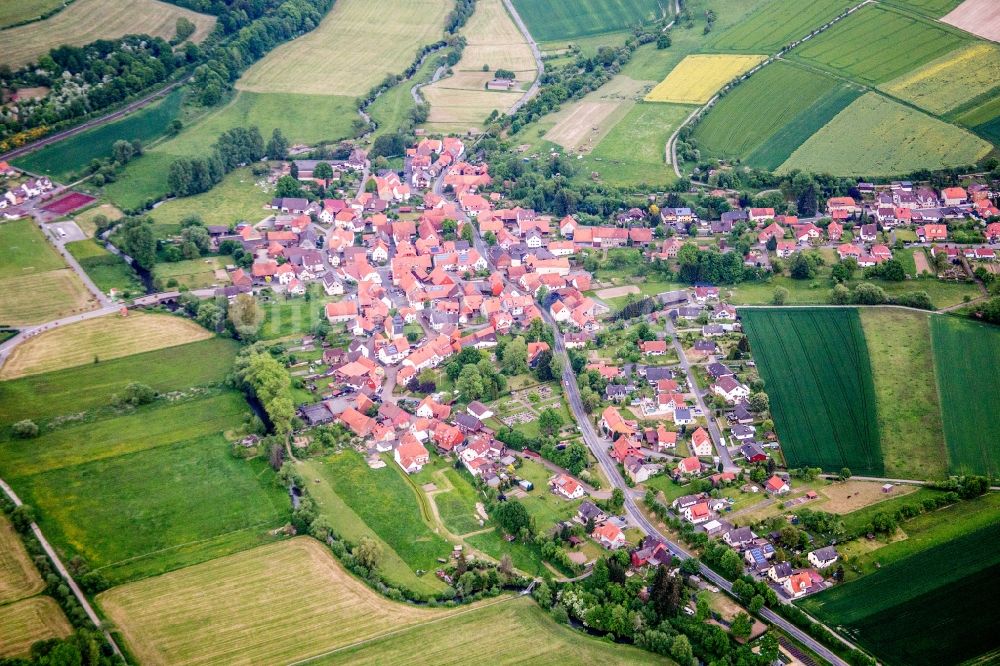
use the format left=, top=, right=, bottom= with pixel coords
left=645, top=54, right=767, bottom=104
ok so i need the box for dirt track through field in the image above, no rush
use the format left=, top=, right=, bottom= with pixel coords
left=595, top=285, right=640, bottom=299
left=943, top=0, right=1000, bottom=43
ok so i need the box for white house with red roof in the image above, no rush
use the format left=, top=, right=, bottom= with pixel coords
left=552, top=474, right=586, bottom=500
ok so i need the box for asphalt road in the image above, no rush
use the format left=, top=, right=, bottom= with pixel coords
left=502, top=0, right=544, bottom=114
left=664, top=317, right=738, bottom=471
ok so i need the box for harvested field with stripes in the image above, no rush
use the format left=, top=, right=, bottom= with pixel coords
left=98, top=538, right=452, bottom=666
left=0, top=0, right=215, bottom=68
left=0, top=597, right=72, bottom=659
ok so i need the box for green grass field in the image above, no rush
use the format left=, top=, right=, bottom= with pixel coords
left=512, top=0, right=663, bottom=41
left=0, top=220, right=97, bottom=325
left=315, top=596, right=665, bottom=665
left=0, top=337, right=238, bottom=426
left=11, top=431, right=288, bottom=584
left=0, top=219, right=65, bottom=279
left=574, top=102, right=691, bottom=188
left=13, top=89, right=184, bottom=181
left=740, top=308, right=883, bottom=475
left=727, top=276, right=980, bottom=309
left=789, top=5, right=969, bottom=86
left=881, top=0, right=963, bottom=17
left=778, top=92, right=991, bottom=176
left=105, top=92, right=355, bottom=210
left=66, top=239, right=143, bottom=295
left=152, top=255, right=232, bottom=290
left=0, top=0, right=63, bottom=28
left=859, top=310, right=947, bottom=479
left=433, top=469, right=484, bottom=536
left=930, top=316, right=999, bottom=477
left=0, top=392, right=250, bottom=478
left=693, top=61, right=861, bottom=169
left=306, top=452, right=451, bottom=579
left=148, top=167, right=272, bottom=234
left=298, top=459, right=445, bottom=594
left=800, top=522, right=1000, bottom=666
left=708, top=0, right=854, bottom=53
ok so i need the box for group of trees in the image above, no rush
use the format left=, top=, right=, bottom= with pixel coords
left=0, top=36, right=180, bottom=150
left=234, top=344, right=295, bottom=438
left=539, top=548, right=781, bottom=665
left=829, top=282, right=933, bottom=310
left=168, top=126, right=265, bottom=196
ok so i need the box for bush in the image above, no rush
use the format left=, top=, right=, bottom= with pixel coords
left=12, top=419, right=39, bottom=438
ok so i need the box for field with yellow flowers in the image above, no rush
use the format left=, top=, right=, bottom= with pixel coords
left=644, top=54, right=766, bottom=104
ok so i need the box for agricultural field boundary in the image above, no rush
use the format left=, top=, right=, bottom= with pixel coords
left=0, top=478, right=122, bottom=657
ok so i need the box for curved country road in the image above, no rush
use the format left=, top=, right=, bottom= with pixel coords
left=502, top=0, right=544, bottom=114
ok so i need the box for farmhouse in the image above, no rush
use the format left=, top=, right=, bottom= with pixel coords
left=808, top=546, right=839, bottom=569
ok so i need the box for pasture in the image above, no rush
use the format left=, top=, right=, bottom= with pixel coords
left=237, top=0, right=449, bottom=97
left=882, top=42, right=1000, bottom=116
left=0, top=219, right=64, bottom=278
left=65, top=239, right=143, bottom=297
left=152, top=255, right=232, bottom=290
left=0, top=514, right=43, bottom=604
left=12, top=430, right=288, bottom=583
left=778, top=92, right=991, bottom=176
left=577, top=102, right=691, bottom=187
left=98, top=538, right=452, bottom=666
left=942, top=0, right=1000, bottom=42
left=693, top=61, right=861, bottom=169
left=930, top=316, right=999, bottom=477
left=0, top=312, right=212, bottom=379
left=0, top=392, right=250, bottom=478
left=73, top=204, right=122, bottom=238
left=788, top=5, right=968, bottom=86
left=645, top=54, right=766, bottom=104
left=315, top=596, right=664, bottom=665
left=511, top=0, right=663, bottom=42
left=800, top=523, right=1000, bottom=666
left=0, top=0, right=215, bottom=68
left=0, top=597, right=72, bottom=659
left=859, top=309, right=947, bottom=480
left=0, top=337, right=239, bottom=426
left=306, top=452, right=451, bottom=579
left=740, top=308, right=883, bottom=475
left=424, top=0, right=535, bottom=130
left=0, top=269, right=97, bottom=326
left=431, top=469, right=483, bottom=536
left=0, top=220, right=98, bottom=325
left=709, top=0, right=854, bottom=53
left=105, top=92, right=355, bottom=210
left=0, top=0, right=63, bottom=29
left=14, top=90, right=184, bottom=182
left=297, top=459, right=445, bottom=594
left=539, top=76, right=650, bottom=152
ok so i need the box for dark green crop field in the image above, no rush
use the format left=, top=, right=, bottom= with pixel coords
left=930, top=316, right=1000, bottom=477
left=512, top=0, right=662, bottom=42
left=789, top=5, right=968, bottom=86
left=14, top=89, right=184, bottom=182
left=693, top=61, right=861, bottom=169
left=708, top=0, right=854, bottom=53
left=740, top=308, right=883, bottom=475
left=800, top=523, right=1000, bottom=666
